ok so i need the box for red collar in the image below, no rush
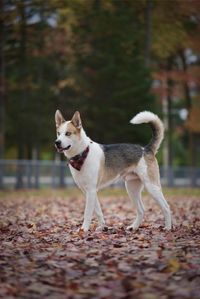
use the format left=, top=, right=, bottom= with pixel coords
left=68, top=146, right=90, bottom=171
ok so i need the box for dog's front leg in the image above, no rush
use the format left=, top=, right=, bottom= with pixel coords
left=81, top=190, right=97, bottom=232
left=95, top=198, right=105, bottom=227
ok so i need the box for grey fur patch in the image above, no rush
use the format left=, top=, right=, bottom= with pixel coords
left=101, top=143, right=143, bottom=173
left=145, top=123, right=159, bottom=153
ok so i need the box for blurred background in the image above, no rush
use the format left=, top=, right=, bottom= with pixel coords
left=0, top=0, right=200, bottom=189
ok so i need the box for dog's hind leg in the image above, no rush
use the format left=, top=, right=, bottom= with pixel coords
left=135, top=157, right=172, bottom=230
left=125, top=179, right=144, bottom=230
left=144, top=181, right=172, bottom=230
left=95, top=198, right=105, bottom=226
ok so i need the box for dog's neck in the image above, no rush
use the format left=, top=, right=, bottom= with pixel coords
left=63, top=129, right=91, bottom=159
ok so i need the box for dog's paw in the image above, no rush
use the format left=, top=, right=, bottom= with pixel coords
left=95, top=224, right=107, bottom=232
left=76, top=225, right=88, bottom=234
left=163, top=225, right=172, bottom=231
left=80, top=227, right=89, bottom=233
left=126, top=224, right=139, bottom=231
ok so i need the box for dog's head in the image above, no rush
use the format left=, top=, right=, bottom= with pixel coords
left=55, top=110, right=82, bottom=153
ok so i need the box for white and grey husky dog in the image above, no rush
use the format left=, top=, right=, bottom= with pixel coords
left=55, top=110, right=172, bottom=232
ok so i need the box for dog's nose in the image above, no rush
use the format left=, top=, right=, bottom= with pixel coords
left=55, top=140, right=61, bottom=147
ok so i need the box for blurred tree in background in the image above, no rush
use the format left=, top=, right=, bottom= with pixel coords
left=61, top=0, right=155, bottom=144
left=151, top=0, right=200, bottom=167
left=4, top=0, right=64, bottom=160
left=0, top=0, right=200, bottom=167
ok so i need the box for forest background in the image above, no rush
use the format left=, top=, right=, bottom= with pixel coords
left=0, top=0, right=200, bottom=169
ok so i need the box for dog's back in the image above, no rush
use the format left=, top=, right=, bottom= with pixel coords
left=101, top=143, right=143, bottom=173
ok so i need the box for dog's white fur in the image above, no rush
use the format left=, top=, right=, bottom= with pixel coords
left=130, top=111, right=164, bottom=154
left=55, top=110, right=172, bottom=232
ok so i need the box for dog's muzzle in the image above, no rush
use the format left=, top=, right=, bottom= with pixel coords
left=55, top=140, right=71, bottom=152
left=55, top=140, right=61, bottom=148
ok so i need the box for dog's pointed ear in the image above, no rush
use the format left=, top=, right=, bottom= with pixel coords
left=55, top=110, right=65, bottom=128
left=71, top=111, right=82, bottom=129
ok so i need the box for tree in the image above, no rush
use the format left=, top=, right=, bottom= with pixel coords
left=5, top=0, right=66, bottom=158
left=0, top=0, right=6, bottom=188
left=61, top=0, right=155, bottom=145
left=2, top=0, right=70, bottom=187
left=151, top=0, right=200, bottom=169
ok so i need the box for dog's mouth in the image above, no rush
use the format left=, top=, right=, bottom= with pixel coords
left=56, top=145, right=71, bottom=152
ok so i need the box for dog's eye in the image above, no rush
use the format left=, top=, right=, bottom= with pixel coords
left=57, top=132, right=60, bottom=136
left=65, top=132, right=71, bottom=136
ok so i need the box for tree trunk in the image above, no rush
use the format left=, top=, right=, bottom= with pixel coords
left=0, top=0, right=5, bottom=189
left=179, top=50, right=194, bottom=165
left=33, top=145, right=40, bottom=189
left=15, top=143, right=24, bottom=189
left=144, top=0, right=152, bottom=66
left=166, top=57, right=174, bottom=186
left=179, top=50, right=197, bottom=185
left=16, top=0, right=27, bottom=189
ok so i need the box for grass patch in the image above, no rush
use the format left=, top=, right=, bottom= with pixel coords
left=0, top=187, right=200, bottom=200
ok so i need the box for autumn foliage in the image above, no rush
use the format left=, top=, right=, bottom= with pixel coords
left=1, top=0, right=200, bottom=168
left=0, top=190, right=200, bottom=299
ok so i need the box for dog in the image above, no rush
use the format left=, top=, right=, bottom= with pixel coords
left=55, top=110, right=172, bottom=232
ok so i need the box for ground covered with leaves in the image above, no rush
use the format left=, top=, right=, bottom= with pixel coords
left=0, top=188, right=200, bottom=299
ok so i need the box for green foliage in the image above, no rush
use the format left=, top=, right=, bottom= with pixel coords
left=65, top=0, right=155, bottom=143
left=152, top=0, right=187, bottom=59
left=3, top=0, right=199, bottom=167
left=4, top=0, right=63, bottom=157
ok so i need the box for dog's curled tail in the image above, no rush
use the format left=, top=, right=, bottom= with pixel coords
left=130, top=111, right=164, bottom=154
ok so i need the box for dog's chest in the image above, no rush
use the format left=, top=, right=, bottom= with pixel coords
left=69, top=142, right=103, bottom=191
left=69, top=165, right=92, bottom=191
